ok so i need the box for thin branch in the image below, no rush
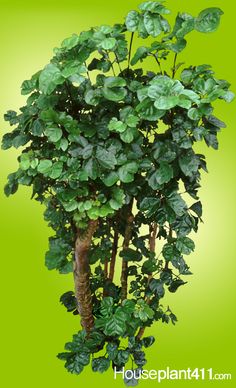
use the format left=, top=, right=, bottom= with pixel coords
left=84, top=61, right=91, bottom=82
left=172, top=53, right=178, bottom=78
left=109, top=227, right=119, bottom=282
left=105, top=51, right=116, bottom=76
left=114, top=52, right=122, bottom=74
left=128, top=32, right=134, bottom=70
left=151, top=53, right=163, bottom=74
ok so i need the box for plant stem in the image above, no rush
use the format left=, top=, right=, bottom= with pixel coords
left=84, top=61, right=91, bottom=82
left=106, top=51, right=116, bottom=76
left=172, top=53, right=178, bottom=78
left=114, top=52, right=122, bottom=74
left=73, top=219, right=98, bottom=333
left=109, top=227, right=119, bottom=282
left=128, top=32, right=134, bottom=70
left=120, top=201, right=134, bottom=300
left=152, top=54, right=163, bottom=74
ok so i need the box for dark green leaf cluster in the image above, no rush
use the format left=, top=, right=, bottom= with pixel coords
left=2, top=0, right=233, bottom=382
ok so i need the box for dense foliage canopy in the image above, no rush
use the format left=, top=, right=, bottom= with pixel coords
left=2, top=1, right=234, bottom=384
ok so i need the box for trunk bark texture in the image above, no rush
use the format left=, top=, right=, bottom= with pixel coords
left=73, top=219, right=98, bottom=333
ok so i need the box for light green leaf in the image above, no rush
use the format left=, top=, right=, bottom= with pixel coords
left=143, top=13, right=162, bottom=37
left=49, top=161, right=63, bottom=179
left=100, top=37, right=116, bottom=50
left=108, top=118, right=127, bottom=133
left=154, top=95, right=179, bottom=110
left=37, top=159, right=53, bottom=174
left=195, top=8, right=223, bottom=33
left=126, top=10, right=140, bottom=32
left=179, top=150, right=200, bottom=177
left=61, top=34, right=80, bottom=50
left=131, top=46, right=149, bottom=66
left=96, top=146, right=117, bottom=169
left=148, top=162, right=173, bottom=189
left=45, top=127, right=63, bottom=143
left=39, top=64, right=64, bottom=95
left=101, top=171, right=119, bottom=187
left=102, top=87, right=127, bottom=102
left=104, top=77, right=127, bottom=88
left=120, top=128, right=136, bottom=143
left=20, top=153, right=30, bottom=171
left=176, top=237, right=195, bottom=255
left=187, top=107, right=202, bottom=121
left=118, top=161, right=139, bottom=183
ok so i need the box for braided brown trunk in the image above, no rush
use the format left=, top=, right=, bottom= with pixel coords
left=73, top=219, right=98, bottom=333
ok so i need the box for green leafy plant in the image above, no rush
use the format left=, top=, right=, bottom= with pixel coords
left=2, top=0, right=234, bottom=384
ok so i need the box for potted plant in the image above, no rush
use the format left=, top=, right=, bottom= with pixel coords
left=2, top=0, right=234, bottom=383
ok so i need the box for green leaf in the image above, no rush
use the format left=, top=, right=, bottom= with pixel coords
left=104, top=312, right=127, bottom=336
left=20, top=153, right=31, bottom=171
left=154, top=95, right=179, bottom=110
left=100, top=37, right=116, bottom=50
left=115, top=350, right=130, bottom=366
left=187, top=108, right=202, bottom=121
left=131, top=46, right=149, bottom=66
left=167, top=192, right=187, bottom=216
left=84, top=89, right=101, bottom=106
left=84, top=158, right=99, bottom=180
left=170, top=38, right=187, bottom=53
left=45, top=238, right=71, bottom=270
left=143, top=13, right=162, bottom=37
left=139, top=1, right=168, bottom=13
left=102, top=171, right=119, bottom=187
left=179, top=150, right=199, bottom=177
left=60, top=291, right=77, bottom=312
left=109, top=187, right=125, bottom=210
left=39, top=63, right=64, bottom=95
left=45, top=127, right=63, bottom=143
left=168, top=279, right=187, bottom=293
left=136, top=98, right=165, bottom=121
left=120, top=248, right=142, bottom=262
left=118, top=162, right=139, bottom=183
left=96, top=146, right=117, bottom=169
left=162, top=243, right=175, bottom=261
left=176, top=237, right=195, bottom=255
left=61, top=34, right=80, bottom=50
left=120, top=128, right=136, bottom=143
left=49, top=161, right=63, bottom=179
left=222, top=90, right=235, bottom=103
left=148, top=162, right=173, bottom=189
left=126, top=115, right=139, bottom=128
left=103, top=87, right=127, bottom=102
left=139, top=197, right=160, bottom=217
left=92, top=357, right=110, bottom=373
left=190, top=201, right=202, bottom=218
left=195, top=8, right=223, bottom=33
left=134, top=299, right=154, bottom=322
left=149, top=279, right=165, bottom=298
left=108, top=118, right=127, bottom=133
left=126, top=10, right=140, bottom=32
left=104, top=77, right=127, bottom=88
left=142, top=336, right=155, bottom=348
left=37, top=159, right=53, bottom=175
left=106, top=342, right=118, bottom=361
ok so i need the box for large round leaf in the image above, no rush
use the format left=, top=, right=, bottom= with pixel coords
left=195, top=8, right=223, bottom=33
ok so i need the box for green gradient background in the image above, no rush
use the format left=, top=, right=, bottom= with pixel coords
left=0, top=1, right=235, bottom=387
